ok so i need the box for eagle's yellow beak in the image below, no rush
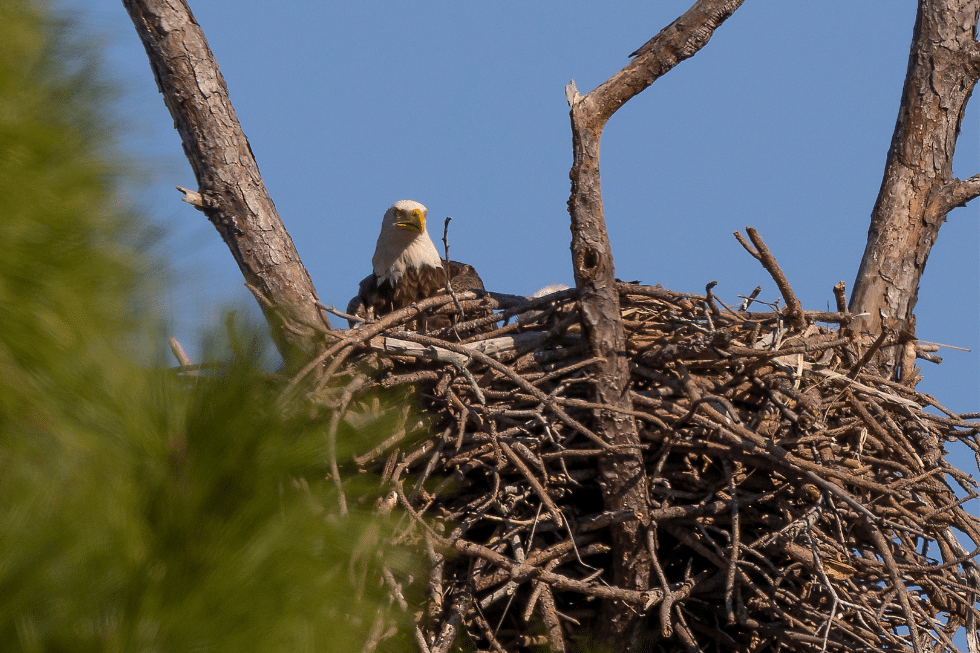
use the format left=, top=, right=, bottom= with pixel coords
left=396, top=208, right=426, bottom=235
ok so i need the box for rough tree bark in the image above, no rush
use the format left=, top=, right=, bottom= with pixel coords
left=564, top=1, right=744, bottom=647
left=849, top=0, right=980, bottom=379
left=122, top=0, right=330, bottom=366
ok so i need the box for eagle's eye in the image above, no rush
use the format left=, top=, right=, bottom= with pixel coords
left=412, top=209, right=424, bottom=220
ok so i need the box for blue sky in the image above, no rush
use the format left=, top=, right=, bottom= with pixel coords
left=68, top=1, right=977, bottom=414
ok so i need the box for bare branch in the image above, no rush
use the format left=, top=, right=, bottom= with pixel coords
left=587, top=0, right=747, bottom=122
left=849, top=0, right=980, bottom=377
left=565, top=0, right=745, bottom=646
left=927, top=172, right=980, bottom=217
left=167, top=336, right=192, bottom=367
left=734, top=228, right=806, bottom=331
left=122, top=0, right=331, bottom=365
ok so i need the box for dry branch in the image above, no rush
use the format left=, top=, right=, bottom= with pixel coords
left=735, top=228, right=805, bottom=331
left=849, top=0, right=980, bottom=376
left=564, top=1, right=745, bottom=644
left=123, top=0, right=331, bottom=364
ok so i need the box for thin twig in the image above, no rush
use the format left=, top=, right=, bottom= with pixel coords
left=736, top=228, right=806, bottom=330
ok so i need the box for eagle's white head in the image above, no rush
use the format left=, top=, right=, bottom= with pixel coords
left=372, top=200, right=444, bottom=283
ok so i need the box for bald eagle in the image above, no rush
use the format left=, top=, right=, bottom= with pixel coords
left=347, top=200, right=486, bottom=330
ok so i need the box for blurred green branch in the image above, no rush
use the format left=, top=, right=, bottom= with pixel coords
left=0, top=4, right=414, bottom=651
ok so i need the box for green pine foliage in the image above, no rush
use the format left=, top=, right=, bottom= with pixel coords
left=0, top=3, right=415, bottom=651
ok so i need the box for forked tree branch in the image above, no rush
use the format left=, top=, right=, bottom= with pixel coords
left=122, top=0, right=331, bottom=365
left=564, top=0, right=744, bottom=647
left=928, top=172, right=980, bottom=217
left=849, top=0, right=980, bottom=378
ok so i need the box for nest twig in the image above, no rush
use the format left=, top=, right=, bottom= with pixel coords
left=304, top=278, right=980, bottom=653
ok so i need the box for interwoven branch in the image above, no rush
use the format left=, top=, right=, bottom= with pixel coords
left=304, top=278, right=980, bottom=653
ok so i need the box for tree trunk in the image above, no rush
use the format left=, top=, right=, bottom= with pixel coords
left=849, top=0, right=980, bottom=378
left=565, top=1, right=744, bottom=647
left=122, top=0, right=331, bottom=366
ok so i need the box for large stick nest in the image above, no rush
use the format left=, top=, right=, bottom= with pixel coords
left=314, top=282, right=980, bottom=653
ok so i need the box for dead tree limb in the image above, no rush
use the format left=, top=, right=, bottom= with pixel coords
left=849, top=0, right=980, bottom=378
left=122, top=0, right=331, bottom=365
left=734, top=227, right=806, bottom=331
left=564, top=0, right=744, bottom=646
